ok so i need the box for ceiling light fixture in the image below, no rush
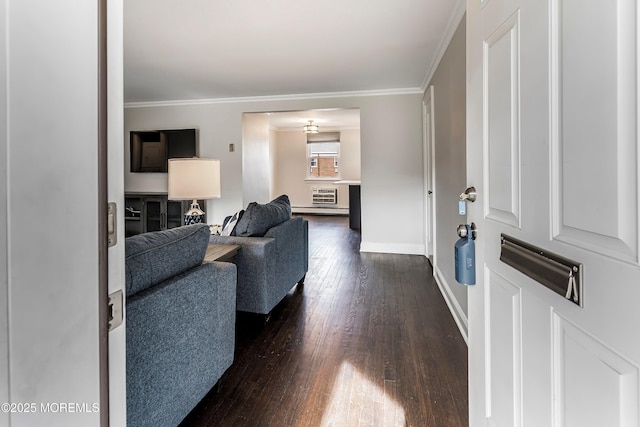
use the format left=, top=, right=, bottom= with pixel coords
left=303, top=120, right=319, bottom=134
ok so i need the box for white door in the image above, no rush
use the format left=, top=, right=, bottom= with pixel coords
left=2, top=1, right=116, bottom=426
left=423, top=86, right=435, bottom=260
left=467, top=0, right=640, bottom=426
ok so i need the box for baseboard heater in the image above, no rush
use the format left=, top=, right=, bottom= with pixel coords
left=499, top=234, right=582, bottom=307
left=312, top=187, right=337, bottom=204
left=292, top=206, right=348, bottom=215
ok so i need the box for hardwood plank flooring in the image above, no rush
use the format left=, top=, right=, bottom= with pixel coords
left=180, top=215, right=468, bottom=426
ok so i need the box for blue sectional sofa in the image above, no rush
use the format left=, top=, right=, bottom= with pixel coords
left=209, top=195, right=309, bottom=316
left=125, top=224, right=237, bottom=427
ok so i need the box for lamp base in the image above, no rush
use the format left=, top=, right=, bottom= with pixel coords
left=184, top=213, right=206, bottom=225
left=183, top=200, right=206, bottom=225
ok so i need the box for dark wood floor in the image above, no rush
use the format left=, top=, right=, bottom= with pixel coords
left=181, top=215, right=468, bottom=426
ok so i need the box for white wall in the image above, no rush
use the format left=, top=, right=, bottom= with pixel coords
left=426, top=15, right=468, bottom=335
left=125, top=93, right=425, bottom=254
left=271, top=128, right=360, bottom=210
left=2, top=1, right=103, bottom=425
left=358, top=96, right=425, bottom=254
left=124, top=103, right=244, bottom=225
left=339, top=129, right=361, bottom=182
left=242, top=113, right=272, bottom=205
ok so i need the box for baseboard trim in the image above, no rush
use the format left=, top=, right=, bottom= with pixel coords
left=360, top=242, right=425, bottom=255
left=433, top=265, right=469, bottom=345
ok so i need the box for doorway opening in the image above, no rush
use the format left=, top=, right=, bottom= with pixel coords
left=241, top=108, right=361, bottom=220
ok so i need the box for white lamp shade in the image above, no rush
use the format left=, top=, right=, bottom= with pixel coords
left=167, top=158, right=221, bottom=200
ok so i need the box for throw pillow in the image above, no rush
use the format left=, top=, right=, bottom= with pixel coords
left=221, top=210, right=244, bottom=236
left=234, top=194, right=291, bottom=237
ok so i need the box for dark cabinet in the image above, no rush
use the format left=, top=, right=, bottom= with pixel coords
left=143, top=197, right=185, bottom=233
left=124, top=196, right=143, bottom=237
left=165, top=199, right=185, bottom=230
left=348, top=184, right=361, bottom=230
left=124, top=193, right=205, bottom=237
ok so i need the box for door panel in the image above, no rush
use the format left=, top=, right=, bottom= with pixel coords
left=484, top=11, right=521, bottom=228
left=485, top=270, right=522, bottom=427
left=552, top=313, right=639, bottom=427
left=551, top=0, right=638, bottom=264
left=467, top=0, right=640, bottom=425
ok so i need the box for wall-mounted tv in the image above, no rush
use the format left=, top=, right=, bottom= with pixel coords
left=130, top=128, right=197, bottom=173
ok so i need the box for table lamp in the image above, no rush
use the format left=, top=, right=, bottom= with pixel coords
left=168, top=158, right=221, bottom=225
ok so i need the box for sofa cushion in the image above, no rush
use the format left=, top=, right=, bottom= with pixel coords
left=235, top=194, right=291, bottom=237
left=125, top=224, right=211, bottom=297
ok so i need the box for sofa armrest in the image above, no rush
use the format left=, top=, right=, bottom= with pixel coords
left=209, top=216, right=308, bottom=315
left=264, top=216, right=309, bottom=282
left=209, top=234, right=277, bottom=313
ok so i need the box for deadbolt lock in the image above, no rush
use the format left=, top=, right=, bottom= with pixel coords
left=457, top=222, right=477, bottom=240
left=459, top=186, right=477, bottom=202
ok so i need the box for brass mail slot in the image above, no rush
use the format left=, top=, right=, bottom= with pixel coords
left=500, top=234, right=582, bottom=307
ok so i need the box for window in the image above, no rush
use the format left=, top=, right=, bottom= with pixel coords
left=307, top=142, right=340, bottom=179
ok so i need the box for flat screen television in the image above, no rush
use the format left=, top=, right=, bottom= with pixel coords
left=130, top=128, right=197, bottom=173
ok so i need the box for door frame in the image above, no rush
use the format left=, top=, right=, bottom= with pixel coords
left=98, top=0, right=109, bottom=423
left=105, top=0, right=127, bottom=424
left=423, top=85, right=436, bottom=261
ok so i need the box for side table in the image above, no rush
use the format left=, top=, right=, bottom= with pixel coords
left=203, top=244, right=241, bottom=263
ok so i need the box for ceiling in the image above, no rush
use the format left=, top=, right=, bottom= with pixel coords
left=262, top=108, right=361, bottom=131
left=124, top=0, right=465, bottom=106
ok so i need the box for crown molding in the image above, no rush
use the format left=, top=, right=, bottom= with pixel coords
left=420, top=0, right=466, bottom=92
left=124, top=87, right=423, bottom=109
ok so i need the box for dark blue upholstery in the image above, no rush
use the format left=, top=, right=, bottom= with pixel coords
left=125, top=224, right=211, bottom=296
left=125, top=225, right=237, bottom=427
left=209, top=216, right=308, bottom=314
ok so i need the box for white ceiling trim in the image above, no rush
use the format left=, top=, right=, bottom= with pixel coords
left=124, top=87, right=423, bottom=109
left=420, top=0, right=467, bottom=91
